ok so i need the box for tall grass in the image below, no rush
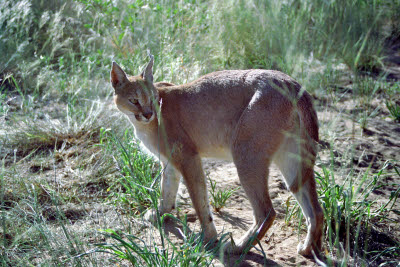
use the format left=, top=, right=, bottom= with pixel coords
left=1, top=0, right=400, bottom=265
left=2, top=0, right=399, bottom=98
left=1, top=168, right=87, bottom=265
left=286, top=157, right=400, bottom=265
left=210, top=0, right=400, bottom=72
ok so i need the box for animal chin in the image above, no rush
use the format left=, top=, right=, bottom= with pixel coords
left=134, top=113, right=153, bottom=124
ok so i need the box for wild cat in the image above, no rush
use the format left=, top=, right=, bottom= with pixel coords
left=110, top=54, right=323, bottom=256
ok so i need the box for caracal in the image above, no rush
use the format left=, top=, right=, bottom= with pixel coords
left=110, top=54, right=323, bottom=256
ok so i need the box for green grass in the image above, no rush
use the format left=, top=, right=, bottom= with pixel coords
left=386, top=101, right=400, bottom=122
left=85, top=215, right=223, bottom=266
left=99, top=128, right=161, bottom=214
left=208, top=177, right=238, bottom=213
left=1, top=0, right=400, bottom=265
left=286, top=156, right=400, bottom=265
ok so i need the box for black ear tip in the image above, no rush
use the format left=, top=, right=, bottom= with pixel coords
left=146, top=49, right=153, bottom=58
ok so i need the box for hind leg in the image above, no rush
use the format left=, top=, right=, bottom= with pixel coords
left=224, top=149, right=276, bottom=254
left=224, top=91, right=293, bottom=254
left=274, top=136, right=323, bottom=256
left=293, top=177, right=323, bottom=256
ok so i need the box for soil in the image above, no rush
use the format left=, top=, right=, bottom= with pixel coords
left=151, top=68, right=400, bottom=266
left=3, top=57, right=400, bottom=266
left=159, top=93, right=400, bottom=266
left=9, top=84, right=398, bottom=266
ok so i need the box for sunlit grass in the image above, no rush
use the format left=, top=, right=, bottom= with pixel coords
left=285, top=154, right=400, bottom=265
left=1, top=0, right=399, bottom=265
left=99, top=128, right=161, bottom=214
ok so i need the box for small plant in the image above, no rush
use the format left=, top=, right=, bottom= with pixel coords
left=386, top=101, right=400, bottom=122
left=358, top=106, right=380, bottom=131
left=85, top=214, right=222, bottom=266
left=286, top=160, right=400, bottom=265
left=208, top=178, right=238, bottom=212
left=320, top=163, right=400, bottom=264
left=100, top=128, right=161, bottom=214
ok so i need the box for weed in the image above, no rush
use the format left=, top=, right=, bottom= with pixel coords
left=286, top=159, right=400, bottom=265
left=386, top=101, right=400, bottom=122
left=86, top=215, right=222, bottom=266
left=100, top=128, right=161, bottom=214
left=208, top=177, right=238, bottom=213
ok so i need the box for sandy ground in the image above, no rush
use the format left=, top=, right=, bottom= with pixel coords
left=188, top=159, right=315, bottom=266
left=22, top=94, right=399, bottom=266
left=150, top=102, right=400, bottom=266
left=3, top=63, right=399, bottom=266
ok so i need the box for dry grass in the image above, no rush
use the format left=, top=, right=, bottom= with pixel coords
left=1, top=0, right=399, bottom=265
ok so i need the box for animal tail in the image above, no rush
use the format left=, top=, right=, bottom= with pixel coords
left=297, top=91, right=319, bottom=143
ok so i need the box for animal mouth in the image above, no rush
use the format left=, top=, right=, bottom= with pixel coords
left=134, top=113, right=153, bottom=123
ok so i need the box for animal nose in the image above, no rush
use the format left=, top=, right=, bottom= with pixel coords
left=143, top=111, right=153, bottom=120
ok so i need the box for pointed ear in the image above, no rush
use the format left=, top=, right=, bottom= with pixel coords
left=111, top=62, right=128, bottom=89
left=140, top=54, right=154, bottom=83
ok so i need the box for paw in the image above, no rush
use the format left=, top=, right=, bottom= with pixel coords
left=202, top=224, right=218, bottom=246
left=223, top=238, right=247, bottom=255
left=297, top=242, right=312, bottom=257
left=297, top=240, right=322, bottom=257
left=143, top=209, right=159, bottom=224
left=223, top=241, right=240, bottom=255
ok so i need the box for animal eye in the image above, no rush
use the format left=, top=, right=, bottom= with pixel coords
left=129, top=99, right=139, bottom=105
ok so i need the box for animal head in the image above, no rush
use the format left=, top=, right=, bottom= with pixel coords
left=110, top=54, right=159, bottom=124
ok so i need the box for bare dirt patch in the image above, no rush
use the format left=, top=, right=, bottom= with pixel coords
left=153, top=93, right=400, bottom=266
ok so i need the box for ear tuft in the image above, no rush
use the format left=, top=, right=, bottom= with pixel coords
left=141, top=53, right=154, bottom=83
left=111, top=62, right=128, bottom=89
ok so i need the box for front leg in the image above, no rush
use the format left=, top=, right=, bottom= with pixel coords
left=144, top=162, right=180, bottom=222
left=177, top=154, right=218, bottom=244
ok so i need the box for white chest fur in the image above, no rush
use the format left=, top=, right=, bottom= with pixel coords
left=127, top=115, right=160, bottom=159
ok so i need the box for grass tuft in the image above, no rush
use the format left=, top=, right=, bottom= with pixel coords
left=208, top=177, right=238, bottom=213
left=386, top=100, right=400, bottom=122
left=86, top=214, right=223, bottom=266
left=1, top=0, right=399, bottom=265
left=286, top=160, right=400, bottom=265
left=100, top=128, right=161, bottom=215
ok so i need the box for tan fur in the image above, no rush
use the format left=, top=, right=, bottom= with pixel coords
left=110, top=57, right=323, bottom=256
